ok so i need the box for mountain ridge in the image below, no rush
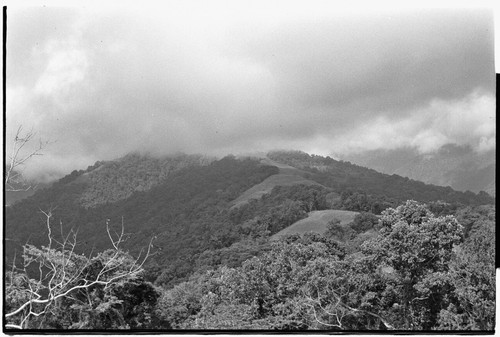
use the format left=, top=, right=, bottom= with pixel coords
left=5, top=150, right=494, bottom=287
left=339, top=144, right=495, bottom=196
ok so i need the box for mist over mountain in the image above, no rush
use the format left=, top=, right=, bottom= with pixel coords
left=340, top=144, right=495, bottom=196
left=7, top=7, right=495, bottom=183
left=4, top=149, right=495, bottom=330
left=4, top=5, right=496, bottom=331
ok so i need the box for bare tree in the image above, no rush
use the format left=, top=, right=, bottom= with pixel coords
left=302, top=280, right=394, bottom=330
left=5, top=125, right=48, bottom=192
left=4, top=211, right=155, bottom=329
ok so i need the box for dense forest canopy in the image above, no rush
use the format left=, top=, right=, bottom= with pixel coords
left=4, top=151, right=495, bottom=331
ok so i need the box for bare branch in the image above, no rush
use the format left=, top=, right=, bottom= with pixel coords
left=5, top=324, right=22, bottom=329
left=301, top=282, right=394, bottom=331
left=5, top=212, right=155, bottom=329
left=339, top=302, right=394, bottom=330
left=5, top=125, right=50, bottom=193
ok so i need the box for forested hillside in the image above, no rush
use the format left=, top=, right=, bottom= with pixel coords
left=156, top=201, right=494, bottom=330
left=4, top=151, right=495, bottom=331
left=267, top=151, right=493, bottom=207
left=69, top=152, right=214, bottom=207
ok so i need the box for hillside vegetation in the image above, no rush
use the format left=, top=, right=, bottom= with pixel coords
left=342, top=144, right=496, bottom=196
left=6, top=151, right=493, bottom=271
left=4, top=150, right=495, bottom=331
left=267, top=150, right=493, bottom=207
left=230, top=156, right=324, bottom=208
left=272, top=210, right=358, bottom=239
left=231, top=174, right=322, bottom=209
left=79, top=153, right=214, bottom=207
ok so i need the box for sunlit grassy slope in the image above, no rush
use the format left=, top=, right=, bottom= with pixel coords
left=271, top=209, right=358, bottom=239
left=230, top=158, right=324, bottom=209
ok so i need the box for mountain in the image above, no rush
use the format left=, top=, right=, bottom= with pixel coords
left=4, top=150, right=494, bottom=287
left=339, top=144, right=495, bottom=196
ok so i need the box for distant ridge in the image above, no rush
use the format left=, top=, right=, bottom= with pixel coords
left=340, top=144, right=495, bottom=196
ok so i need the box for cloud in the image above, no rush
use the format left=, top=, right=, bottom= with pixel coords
left=329, top=91, right=496, bottom=155
left=233, top=10, right=494, bottom=111
left=6, top=5, right=495, bottom=181
left=34, top=39, right=88, bottom=97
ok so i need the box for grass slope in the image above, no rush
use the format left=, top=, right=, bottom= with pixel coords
left=231, top=174, right=322, bottom=208
left=271, top=209, right=358, bottom=239
left=230, top=158, right=324, bottom=208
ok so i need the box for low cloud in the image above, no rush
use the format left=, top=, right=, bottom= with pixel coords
left=329, top=91, right=496, bottom=155
left=6, top=5, right=495, bottom=181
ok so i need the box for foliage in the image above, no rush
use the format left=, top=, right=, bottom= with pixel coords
left=80, top=153, right=213, bottom=208
left=155, top=200, right=493, bottom=331
left=5, top=197, right=494, bottom=331
left=453, top=204, right=495, bottom=237
left=157, top=233, right=349, bottom=330
left=324, top=217, right=355, bottom=242
left=349, top=212, right=379, bottom=233
left=5, top=156, right=279, bottom=287
left=437, top=216, right=495, bottom=330
left=193, top=237, right=271, bottom=273
left=361, top=200, right=464, bottom=330
left=5, top=149, right=495, bottom=329
left=4, top=213, right=158, bottom=330
left=323, top=212, right=380, bottom=254
left=267, top=150, right=494, bottom=207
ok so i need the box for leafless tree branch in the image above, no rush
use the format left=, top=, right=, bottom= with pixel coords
left=301, top=282, right=394, bottom=330
left=5, top=125, right=50, bottom=192
left=5, top=212, right=155, bottom=329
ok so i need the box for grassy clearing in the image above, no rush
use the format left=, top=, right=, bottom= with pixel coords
left=230, top=157, right=324, bottom=209
left=271, top=209, right=358, bottom=239
left=230, top=174, right=322, bottom=209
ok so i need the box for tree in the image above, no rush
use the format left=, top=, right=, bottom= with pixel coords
left=157, top=233, right=379, bottom=330
left=437, top=218, right=495, bottom=330
left=350, top=212, right=379, bottom=233
left=5, top=125, right=48, bottom=192
left=361, top=200, right=463, bottom=330
left=4, top=211, right=156, bottom=330
left=324, top=217, right=355, bottom=243
left=155, top=200, right=488, bottom=331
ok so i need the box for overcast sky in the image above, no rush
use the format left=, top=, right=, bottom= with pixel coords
left=5, top=2, right=496, bottom=181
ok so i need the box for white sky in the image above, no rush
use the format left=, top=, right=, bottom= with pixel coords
left=2, top=0, right=497, bottom=181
